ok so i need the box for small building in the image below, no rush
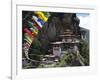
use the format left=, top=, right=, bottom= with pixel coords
left=50, top=29, right=80, bottom=57
left=60, top=29, right=79, bottom=42
left=51, top=42, right=63, bottom=57
left=62, top=40, right=80, bottom=54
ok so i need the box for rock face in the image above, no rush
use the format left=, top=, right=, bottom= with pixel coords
left=29, top=13, right=80, bottom=54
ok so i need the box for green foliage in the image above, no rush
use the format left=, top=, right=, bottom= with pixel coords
left=38, top=64, right=44, bottom=68
left=43, top=12, right=50, bottom=18
left=32, top=38, right=41, bottom=50
left=80, top=40, right=89, bottom=65
left=57, top=53, right=73, bottom=67
left=29, top=38, right=46, bottom=55
left=28, top=38, right=44, bottom=67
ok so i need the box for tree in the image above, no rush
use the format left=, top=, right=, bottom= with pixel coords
left=80, top=40, right=89, bottom=65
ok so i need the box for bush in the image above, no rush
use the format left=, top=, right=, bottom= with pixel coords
left=80, top=40, right=89, bottom=65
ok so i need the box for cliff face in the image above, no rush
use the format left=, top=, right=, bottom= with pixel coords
left=29, top=13, right=80, bottom=53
